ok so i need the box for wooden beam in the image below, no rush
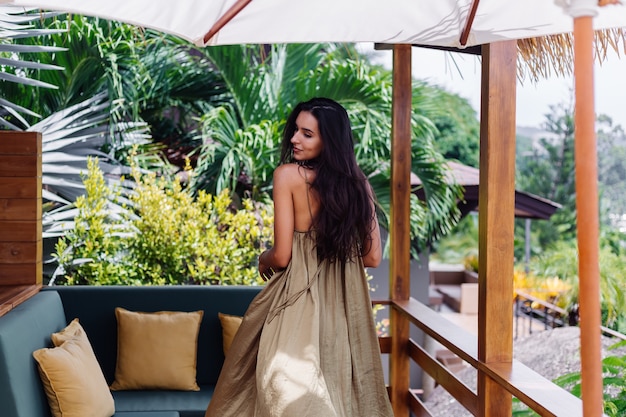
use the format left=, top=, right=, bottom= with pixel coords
left=389, top=43, right=412, bottom=417
left=573, top=15, right=604, bottom=417
left=478, top=40, right=517, bottom=417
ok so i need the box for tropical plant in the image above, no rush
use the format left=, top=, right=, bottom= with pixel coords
left=529, top=241, right=626, bottom=331
left=425, top=87, right=480, bottom=167
left=428, top=211, right=479, bottom=264
left=52, top=158, right=273, bottom=286
left=0, top=6, right=65, bottom=130
left=192, top=44, right=463, bottom=253
left=36, top=93, right=149, bottom=279
left=52, top=158, right=134, bottom=285
left=8, top=14, right=227, bottom=166
left=513, top=340, right=626, bottom=417
left=515, top=102, right=578, bottom=252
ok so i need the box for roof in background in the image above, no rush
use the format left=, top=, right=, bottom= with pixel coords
left=412, top=161, right=561, bottom=220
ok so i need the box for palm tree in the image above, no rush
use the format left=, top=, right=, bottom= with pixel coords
left=0, top=7, right=65, bottom=130
left=191, top=43, right=462, bottom=250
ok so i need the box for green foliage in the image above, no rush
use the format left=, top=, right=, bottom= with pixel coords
left=53, top=158, right=134, bottom=284
left=529, top=241, right=626, bottom=330
left=425, top=87, right=480, bottom=167
left=515, top=103, right=578, bottom=252
left=0, top=8, right=65, bottom=130
left=513, top=340, right=626, bottom=417
left=430, top=215, right=479, bottom=264
left=53, top=158, right=273, bottom=285
left=597, top=115, right=626, bottom=231
left=192, top=44, right=463, bottom=253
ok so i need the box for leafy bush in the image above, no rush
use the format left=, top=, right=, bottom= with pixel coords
left=53, top=158, right=273, bottom=285
left=529, top=242, right=626, bottom=331
left=513, top=340, right=626, bottom=417
left=53, top=158, right=135, bottom=285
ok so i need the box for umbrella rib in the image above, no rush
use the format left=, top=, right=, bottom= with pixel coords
left=460, top=0, right=480, bottom=46
left=203, top=0, right=254, bottom=44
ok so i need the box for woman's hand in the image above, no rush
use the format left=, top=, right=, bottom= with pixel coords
left=258, top=250, right=275, bottom=281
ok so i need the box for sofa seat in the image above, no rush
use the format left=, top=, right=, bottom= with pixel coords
left=435, top=283, right=478, bottom=314
left=113, top=386, right=214, bottom=417
left=0, top=286, right=263, bottom=417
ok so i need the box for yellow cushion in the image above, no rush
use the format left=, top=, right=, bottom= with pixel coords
left=109, top=307, right=203, bottom=391
left=218, top=312, right=243, bottom=355
left=32, top=319, right=115, bottom=417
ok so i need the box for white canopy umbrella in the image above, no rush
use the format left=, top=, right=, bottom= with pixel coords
left=0, top=0, right=624, bottom=47
left=0, top=0, right=624, bottom=415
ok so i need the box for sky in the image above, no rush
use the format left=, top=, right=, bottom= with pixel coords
left=361, top=45, right=626, bottom=130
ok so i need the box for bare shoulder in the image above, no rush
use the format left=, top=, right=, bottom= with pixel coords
left=273, top=164, right=310, bottom=185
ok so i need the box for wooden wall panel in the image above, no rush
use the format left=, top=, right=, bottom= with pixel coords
left=0, top=198, right=42, bottom=220
left=0, top=133, right=41, bottom=154
left=0, top=155, right=41, bottom=177
left=0, top=220, right=42, bottom=242
left=0, top=241, right=42, bottom=263
left=0, top=262, right=43, bottom=285
left=0, top=177, right=41, bottom=198
left=0, top=131, right=43, bottom=315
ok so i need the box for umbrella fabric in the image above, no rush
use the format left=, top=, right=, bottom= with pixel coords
left=0, top=0, right=625, bottom=46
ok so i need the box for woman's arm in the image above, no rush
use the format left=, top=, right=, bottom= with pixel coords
left=361, top=183, right=382, bottom=268
left=259, top=165, right=295, bottom=280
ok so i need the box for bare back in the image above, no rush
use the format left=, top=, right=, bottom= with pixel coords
left=291, top=165, right=320, bottom=232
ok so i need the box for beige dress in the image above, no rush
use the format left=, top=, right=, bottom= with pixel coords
left=205, top=231, right=393, bottom=417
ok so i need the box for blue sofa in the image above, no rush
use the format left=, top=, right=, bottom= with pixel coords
left=0, top=285, right=263, bottom=417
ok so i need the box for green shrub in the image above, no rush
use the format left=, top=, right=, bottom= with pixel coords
left=53, top=158, right=136, bottom=285
left=53, top=158, right=273, bottom=285
left=513, top=340, right=626, bottom=417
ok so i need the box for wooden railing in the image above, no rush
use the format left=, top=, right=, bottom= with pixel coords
left=374, top=297, right=584, bottom=417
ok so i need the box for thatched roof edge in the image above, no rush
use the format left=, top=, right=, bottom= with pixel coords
left=517, top=27, right=625, bottom=81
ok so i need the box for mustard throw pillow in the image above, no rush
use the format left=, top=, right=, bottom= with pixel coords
left=218, top=312, right=243, bottom=355
left=109, top=307, right=203, bottom=391
left=33, top=319, right=115, bottom=417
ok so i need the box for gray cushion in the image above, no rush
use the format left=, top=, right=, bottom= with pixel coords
left=114, top=412, right=179, bottom=417
left=112, top=386, right=213, bottom=416
left=0, top=291, right=67, bottom=417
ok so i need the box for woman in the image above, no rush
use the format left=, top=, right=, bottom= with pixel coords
left=205, top=97, right=393, bottom=417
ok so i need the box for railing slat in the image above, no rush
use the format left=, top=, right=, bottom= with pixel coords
left=408, top=389, right=434, bottom=417
left=392, top=297, right=478, bottom=365
left=484, top=361, right=583, bottom=417
left=409, top=339, right=478, bottom=415
left=379, top=297, right=585, bottom=417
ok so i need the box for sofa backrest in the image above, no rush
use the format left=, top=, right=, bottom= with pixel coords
left=45, top=285, right=262, bottom=385
left=0, top=291, right=66, bottom=417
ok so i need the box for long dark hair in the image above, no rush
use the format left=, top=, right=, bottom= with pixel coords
left=279, top=97, right=375, bottom=263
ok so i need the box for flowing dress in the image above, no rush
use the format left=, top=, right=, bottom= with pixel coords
left=205, top=230, right=393, bottom=417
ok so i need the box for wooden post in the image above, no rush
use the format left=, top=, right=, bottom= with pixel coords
left=0, top=132, right=42, bottom=315
left=573, top=15, right=604, bottom=417
left=477, top=41, right=517, bottom=417
left=389, top=43, right=412, bottom=417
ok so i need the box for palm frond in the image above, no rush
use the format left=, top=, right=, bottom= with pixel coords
left=0, top=6, right=66, bottom=129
